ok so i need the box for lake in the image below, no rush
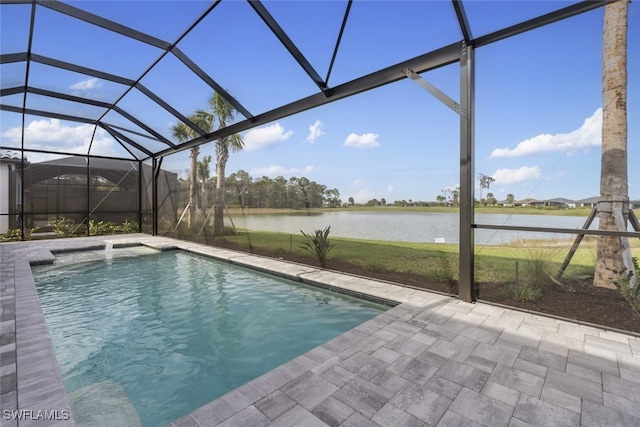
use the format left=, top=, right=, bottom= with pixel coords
left=225, top=211, right=603, bottom=245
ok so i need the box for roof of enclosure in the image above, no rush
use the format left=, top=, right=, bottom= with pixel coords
left=0, top=0, right=614, bottom=162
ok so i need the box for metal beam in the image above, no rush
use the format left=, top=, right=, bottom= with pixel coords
left=474, top=223, right=640, bottom=240
left=32, top=54, right=135, bottom=86
left=26, top=87, right=112, bottom=108
left=135, top=83, right=206, bottom=136
left=0, top=52, right=28, bottom=64
left=0, top=104, right=95, bottom=124
left=102, top=122, right=163, bottom=142
left=326, top=0, right=352, bottom=85
left=156, top=42, right=461, bottom=158
left=474, top=0, right=614, bottom=48
left=112, top=106, right=176, bottom=148
left=248, top=0, right=327, bottom=90
left=0, top=86, right=26, bottom=97
left=403, top=68, right=463, bottom=116
left=36, top=0, right=171, bottom=50
left=452, top=0, right=473, bottom=45
left=171, top=47, right=253, bottom=121
left=0, top=145, right=135, bottom=161
left=99, top=124, right=154, bottom=157
left=458, top=42, right=475, bottom=303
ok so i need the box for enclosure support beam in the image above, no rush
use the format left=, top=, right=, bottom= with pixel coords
left=138, top=160, right=143, bottom=233
left=556, top=207, right=598, bottom=279
left=152, top=157, right=161, bottom=236
left=459, top=42, right=475, bottom=303
left=403, top=68, right=463, bottom=116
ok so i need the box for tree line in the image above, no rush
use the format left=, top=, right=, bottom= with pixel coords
left=176, top=169, right=342, bottom=210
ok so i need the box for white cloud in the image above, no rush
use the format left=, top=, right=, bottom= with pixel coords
left=305, top=120, right=325, bottom=143
left=492, top=166, right=541, bottom=184
left=344, top=132, right=380, bottom=148
left=490, top=108, right=602, bottom=158
left=387, top=185, right=394, bottom=194
left=353, top=189, right=376, bottom=204
left=250, top=164, right=314, bottom=176
left=1, top=118, right=116, bottom=157
left=70, top=78, right=103, bottom=93
left=353, top=179, right=364, bottom=187
left=243, top=123, right=293, bottom=151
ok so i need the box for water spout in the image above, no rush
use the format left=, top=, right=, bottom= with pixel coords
left=105, top=240, right=113, bottom=259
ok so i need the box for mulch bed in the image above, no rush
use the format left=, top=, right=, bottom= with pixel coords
left=212, top=240, right=640, bottom=334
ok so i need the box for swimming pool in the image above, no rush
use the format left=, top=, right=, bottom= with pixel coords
left=33, top=248, right=387, bottom=427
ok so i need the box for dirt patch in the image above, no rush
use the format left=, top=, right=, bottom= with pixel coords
left=478, top=281, right=640, bottom=334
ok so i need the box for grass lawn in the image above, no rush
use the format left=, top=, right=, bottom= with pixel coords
left=205, top=229, right=640, bottom=332
left=216, top=230, right=639, bottom=285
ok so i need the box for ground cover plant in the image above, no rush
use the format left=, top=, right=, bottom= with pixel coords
left=300, top=226, right=335, bottom=267
left=614, top=257, right=640, bottom=316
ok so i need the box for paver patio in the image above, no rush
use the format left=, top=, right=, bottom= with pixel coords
left=1, top=235, right=639, bottom=426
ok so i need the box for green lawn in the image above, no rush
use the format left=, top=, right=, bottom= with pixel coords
left=216, top=230, right=638, bottom=286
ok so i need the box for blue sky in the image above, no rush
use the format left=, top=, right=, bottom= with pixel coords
left=1, top=1, right=638, bottom=204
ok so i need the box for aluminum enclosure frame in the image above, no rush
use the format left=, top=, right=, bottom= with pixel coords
left=1, top=0, right=634, bottom=304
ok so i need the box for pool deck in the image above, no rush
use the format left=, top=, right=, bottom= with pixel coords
left=1, top=235, right=640, bottom=426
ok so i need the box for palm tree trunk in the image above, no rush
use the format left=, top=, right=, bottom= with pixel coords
left=188, top=147, right=199, bottom=227
left=214, top=145, right=229, bottom=234
left=594, top=0, right=629, bottom=288
left=201, top=180, right=208, bottom=216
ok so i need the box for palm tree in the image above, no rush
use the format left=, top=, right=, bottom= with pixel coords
left=197, top=155, right=212, bottom=215
left=196, top=93, right=244, bottom=234
left=478, top=174, right=495, bottom=207
left=594, top=0, right=630, bottom=288
left=171, top=121, right=199, bottom=227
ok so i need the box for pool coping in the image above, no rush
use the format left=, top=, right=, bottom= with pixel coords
left=0, top=234, right=448, bottom=426
left=3, top=234, right=640, bottom=427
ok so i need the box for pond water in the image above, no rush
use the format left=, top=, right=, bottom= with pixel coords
left=226, top=211, right=603, bottom=245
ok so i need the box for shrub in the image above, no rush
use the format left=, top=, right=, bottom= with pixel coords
left=117, top=219, right=139, bottom=234
left=1, top=226, right=39, bottom=241
left=614, top=257, right=640, bottom=316
left=49, top=218, right=76, bottom=237
left=300, top=226, right=335, bottom=267
left=88, top=220, right=108, bottom=236
left=503, top=249, right=554, bottom=302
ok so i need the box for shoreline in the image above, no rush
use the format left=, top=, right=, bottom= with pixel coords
left=226, top=206, right=640, bottom=217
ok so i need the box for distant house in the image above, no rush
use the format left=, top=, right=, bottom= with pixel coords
left=515, top=198, right=540, bottom=207
left=497, top=199, right=513, bottom=207
left=545, top=198, right=576, bottom=208
left=494, top=196, right=637, bottom=210
left=514, top=197, right=574, bottom=208
left=575, top=196, right=600, bottom=208
left=574, top=197, right=639, bottom=209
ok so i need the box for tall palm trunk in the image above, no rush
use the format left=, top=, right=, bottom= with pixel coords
left=214, top=142, right=229, bottom=234
left=594, top=0, right=629, bottom=288
left=188, top=147, right=199, bottom=227
left=201, top=179, right=208, bottom=215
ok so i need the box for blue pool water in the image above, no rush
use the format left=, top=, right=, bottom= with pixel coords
left=33, top=249, right=386, bottom=427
